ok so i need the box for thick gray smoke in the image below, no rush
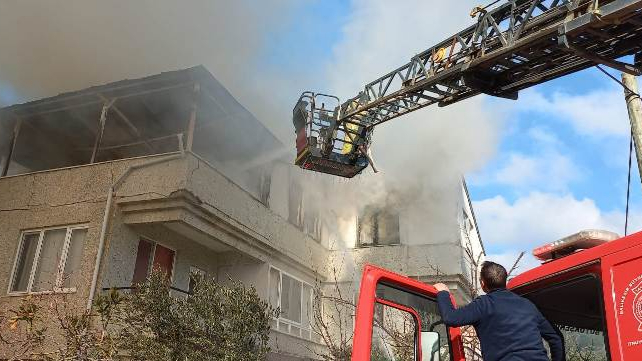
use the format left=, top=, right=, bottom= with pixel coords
left=300, top=0, right=500, bottom=250
left=0, top=0, right=299, bottom=141
left=0, top=0, right=501, bottom=254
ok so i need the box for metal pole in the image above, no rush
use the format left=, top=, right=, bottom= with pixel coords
left=1, top=118, right=22, bottom=177
left=90, top=99, right=116, bottom=163
left=185, top=83, right=200, bottom=152
left=622, top=73, right=642, bottom=184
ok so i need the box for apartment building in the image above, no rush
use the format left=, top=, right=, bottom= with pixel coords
left=0, top=66, right=484, bottom=360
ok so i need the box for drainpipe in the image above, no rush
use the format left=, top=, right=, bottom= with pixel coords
left=86, top=134, right=185, bottom=310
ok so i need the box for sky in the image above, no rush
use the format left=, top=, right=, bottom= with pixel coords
left=258, top=0, right=642, bottom=271
left=1, top=0, right=640, bottom=273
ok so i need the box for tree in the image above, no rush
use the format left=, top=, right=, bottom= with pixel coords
left=0, top=270, right=277, bottom=361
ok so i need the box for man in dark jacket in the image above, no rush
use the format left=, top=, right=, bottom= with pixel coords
left=434, top=261, right=564, bottom=361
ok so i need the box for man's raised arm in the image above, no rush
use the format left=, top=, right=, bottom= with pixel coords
left=538, top=315, right=565, bottom=361
left=434, top=283, right=484, bottom=327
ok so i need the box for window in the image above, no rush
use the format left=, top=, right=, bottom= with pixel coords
left=9, top=225, right=88, bottom=294
left=131, top=238, right=175, bottom=285
left=188, top=266, right=205, bottom=294
left=258, top=168, right=271, bottom=206
left=371, top=283, right=451, bottom=361
left=269, top=267, right=314, bottom=340
left=462, top=208, right=474, bottom=233
left=522, top=275, right=610, bottom=361
left=304, top=205, right=322, bottom=241
left=288, top=181, right=304, bottom=228
left=358, top=206, right=400, bottom=247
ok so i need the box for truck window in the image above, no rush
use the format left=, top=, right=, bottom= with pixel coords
left=374, top=283, right=452, bottom=361
left=521, top=275, right=609, bottom=361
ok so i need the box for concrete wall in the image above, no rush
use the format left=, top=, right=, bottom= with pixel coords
left=0, top=151, right=483, bottom=360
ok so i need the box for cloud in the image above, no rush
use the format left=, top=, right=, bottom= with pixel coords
left=475, top=192, right=642, bottom=271
left=519, top=87, right=629, bottom=137
left=472, top=127, right=580, bottom=192
left=494, top=151, right=579, bottom=191
left=312, top=0, right=502, bottom=245
left=486, top=251, right=541, bottom=274
left=474, top=192, right=631, bottom=247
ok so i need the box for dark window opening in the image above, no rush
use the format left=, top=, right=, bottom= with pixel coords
left=358, top=206, right=400, bottom=247
left=131, top=238, right=175, bottom=285
left=521, top=275, right=610, bottom=361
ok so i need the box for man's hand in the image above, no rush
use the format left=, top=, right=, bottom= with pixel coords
left=433, top=283, right=450, bottom=293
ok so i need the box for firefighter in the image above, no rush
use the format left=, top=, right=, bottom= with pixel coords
left=433, top=261, right=565, bottom=361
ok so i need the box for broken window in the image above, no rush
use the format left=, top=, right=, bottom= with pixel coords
left=9, top=225, right=87, bottom=293
left=131, top=238, right=175, bottom=285
left=358, top=206, right=400, bottom=247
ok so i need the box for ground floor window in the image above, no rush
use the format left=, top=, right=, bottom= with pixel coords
left=131, top=238, right=175, bottom=285
left=9, top=225, right=88, bottom=294
left=269, top=266, right=313, bottom=340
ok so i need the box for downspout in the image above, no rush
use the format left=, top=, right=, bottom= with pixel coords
left=86, top=135, right=185, bottom=310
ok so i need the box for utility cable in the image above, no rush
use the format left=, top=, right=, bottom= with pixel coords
left=595, top=65, right=641, bottom=98
left=594, top=65, right=639, bottom=235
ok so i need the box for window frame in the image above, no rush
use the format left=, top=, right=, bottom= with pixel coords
left=7, top=224, right=89, bottom=295
left=518, top=273, right=612, bottom=361
left=132, top=237, right=177, bottom=285
left=268, top=266, right=314, bottom=340
left=357, top=207, right=401, bottom=248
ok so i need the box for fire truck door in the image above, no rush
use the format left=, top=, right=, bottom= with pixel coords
left=602, top=242, right=642, bottom=361
left=352, top=265, right=466, bottom=361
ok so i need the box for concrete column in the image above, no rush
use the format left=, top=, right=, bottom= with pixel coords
left=622, top=73, right=642, bottom=184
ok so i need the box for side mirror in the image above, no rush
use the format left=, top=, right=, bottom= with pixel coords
left=421, top=331, right=440, bottom=361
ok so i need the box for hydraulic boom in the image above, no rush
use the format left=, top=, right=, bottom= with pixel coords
left=293, top=0, right=642, bottom=177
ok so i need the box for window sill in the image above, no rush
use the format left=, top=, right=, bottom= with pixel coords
left=5, top=289, right=77, bottom=297
left=270, top=326, right=323, bottom=345
left=356, top=243, right=402, bottom=248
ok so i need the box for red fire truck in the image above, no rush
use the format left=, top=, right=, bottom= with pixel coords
left=352, top=230, right=642, bottom=360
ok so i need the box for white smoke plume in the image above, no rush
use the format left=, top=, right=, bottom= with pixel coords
left=304, top=0, right=501, bottom=250
left=0, top=1, right=502, bottom=255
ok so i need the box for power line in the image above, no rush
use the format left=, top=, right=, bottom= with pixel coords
left=595, top=65, right=641, bottom=98
left=595, top=65, right=640, bottom=235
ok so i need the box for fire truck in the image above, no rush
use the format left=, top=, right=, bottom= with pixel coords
left=351, top=229, right=642, bottom=360
left=290, top=0, right=642, bottom=359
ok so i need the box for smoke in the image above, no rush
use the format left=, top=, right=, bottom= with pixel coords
left=1, top=1, right=501, bottom=257
left=0, top=0, right=300, bottom=141
left=302, top=0, right=500, bottom=251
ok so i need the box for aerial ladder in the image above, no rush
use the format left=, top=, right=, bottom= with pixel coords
left=293, top=0, right=642, bottom=178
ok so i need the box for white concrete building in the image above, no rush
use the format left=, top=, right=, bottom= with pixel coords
left=0, top=66, right=484, bottom=360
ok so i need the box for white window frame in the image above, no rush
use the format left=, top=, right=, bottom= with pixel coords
left=268, top=266, right=314, bottom=340
left=7, top=224, right=89, bottom=295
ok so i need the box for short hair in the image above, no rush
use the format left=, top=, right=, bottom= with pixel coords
left=480, top=261, right=507, bottom=290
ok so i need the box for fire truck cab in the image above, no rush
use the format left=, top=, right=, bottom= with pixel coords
left=352, top=229, right=642, bottom=360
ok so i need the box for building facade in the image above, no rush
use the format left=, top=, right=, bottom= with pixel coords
left=0, top=67, right=484, bottom=360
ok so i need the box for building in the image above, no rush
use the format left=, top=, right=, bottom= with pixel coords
left=0, top=66, right=484, bottom=360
